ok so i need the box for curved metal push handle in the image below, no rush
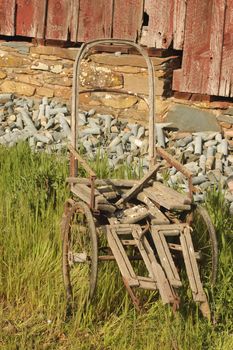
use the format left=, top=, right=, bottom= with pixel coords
left=71, top=38, right=156, bottom=164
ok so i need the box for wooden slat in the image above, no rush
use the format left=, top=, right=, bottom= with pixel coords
left=46, top=0, right=72, bottom=40
left=130, top=226, right=156, bottom=279
left=180, top=227, right=207, bottom=302
left=67, top=177, right=138, bottom=187
left=151, top=226, right=182, bottom=287
left=173, top=0, right=213, bottom=94
left=0, top=0, right=15, bottom=35
left=16, top=0, right=46, bottom=38
left=137, top=192, right=169, bottom=225
left=173, top=0, right=187, bottom=50
left=219, top=0, right=233, bottom=97
left=132, top=227, right=176, bottom=304
left=138, top=279, right=157, bottom=290
left=116, top=163, right=160, bottom=206
left=107, top=226, right=139, bottom=286
left=143, top=183, right=191, bottom=211
left=144, top=0, right=174, bottom=48
left=112, top=0, right=143, bottom=40
left=71, top=183, right=116, bottom=212
left=77, top=0, right=113, bottom=42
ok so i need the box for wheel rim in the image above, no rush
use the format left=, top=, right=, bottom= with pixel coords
left=188, top=205, right=218, bottom=286
left=62, top=201, right=98, bottom=310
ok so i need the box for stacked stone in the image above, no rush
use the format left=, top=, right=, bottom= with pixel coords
left=0, top=41, right=180, bottom=114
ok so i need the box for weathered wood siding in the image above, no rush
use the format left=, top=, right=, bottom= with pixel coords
left=77, top=0, right=113, bottom=42
left=173, top=0, right=233, bottom=98
left=16, top=0, right=47, bottom=38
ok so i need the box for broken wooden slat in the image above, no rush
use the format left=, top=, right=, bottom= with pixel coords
left=97, top=186, right=118, bottom=200
left=116, top=163, right=160, bottom=206
left=153, top=181, right=191, bottom=205
left=0, top=0, right=15, bottom=35
left=151, top=226, right=182, bottom=287
left=77, top=0, right=113, bottom=42
left=16, top=0, right=47, bottom=38
left=71, top=183, right=115, bottom=212
left=112, top=0, right=143, bottom=40
left=137, top=192, right=169, bottom=224
left=97, top=204, right=116, bottom=213
left=143, top=184, right=191, bottom=211
left=46, top=0, right=71, bottom=40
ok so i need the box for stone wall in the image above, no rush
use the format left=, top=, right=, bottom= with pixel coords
left=0, top=40, right=180, bottom=124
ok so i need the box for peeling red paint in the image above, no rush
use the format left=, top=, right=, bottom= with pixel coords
left=0, top=0, right=15, bottom=35
left=16, top=0, right=46, bottom=38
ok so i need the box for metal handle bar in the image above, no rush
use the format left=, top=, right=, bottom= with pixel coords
left=71, top=38, right=156, bottom=165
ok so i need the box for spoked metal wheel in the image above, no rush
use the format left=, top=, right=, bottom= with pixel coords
left=62, top=200, right=98, bottom=312
left=187, top=205, right=218, bottom=286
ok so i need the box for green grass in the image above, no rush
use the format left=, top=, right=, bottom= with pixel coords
left=0, top=143, right=232, bottom=350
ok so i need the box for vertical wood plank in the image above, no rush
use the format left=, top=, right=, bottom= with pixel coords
left=208, top=0, right=226, bottom=96
left=0, top=0, right=16, bottom=35
left=219, top=0, right=233, bottom=97
left=144, top=0, right=174, bottom=48
left=112, top=0, right=143, bottom=40
left=70, top=0, right=79, bottom=42
left=77, top=0, right=113, bottom=42
left=173, top=0, right=187, bottom=50
left=46, top=0, right=72, bottom=40
left=16, top=0, right=47, bottom=38
left=173, top=0, right=213, bottom=94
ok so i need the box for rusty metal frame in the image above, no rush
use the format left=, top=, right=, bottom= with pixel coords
left=157, top=147, right=194, bottom=200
